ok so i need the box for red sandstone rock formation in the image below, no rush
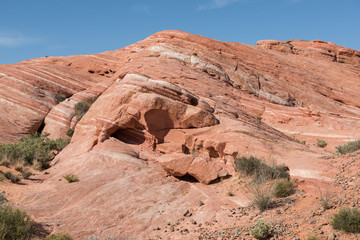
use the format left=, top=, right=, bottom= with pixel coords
left=1, top=30, right=360, bottom=239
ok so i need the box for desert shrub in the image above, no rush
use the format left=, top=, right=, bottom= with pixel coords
left=192, top=52, right=198, bottom=56
left=336, top=140, right=360, bottom=154
left=63, top=174, right=79, bottom=183
left=235, top=156, right=289, bottom=181
left=55, top=94, right=66, bottom=103
left=316, top=139, right=327, bottom=148
left=318, top=187, right=333, bottom=210
left=66, top=128, right=74, bottom=137
left=292, top=136, right=306, bottom=145
left=0, top=133, right=69, bottom=170
left=0, top=156, right=11, bottom=167
left=4, top=171, right=21, bottom=183
left=338, top=59, right=344, bottom=63
left=22, top=170, right=33, bottom=179
left=14, top=161, right=25, bottom=172
left=331, top=207, right=360, bottom=233
left=44, top=232, right=73, bottom=240
left=250, top=220, right=271, bottom=239
left=256, top=116, right=262, bottom=121
left=74, top=99, right=94, bottom=120
left=246, top=181, right=274, bottom=211
left=235, top=156, right=262, bottom=175
left=0, top=204, right=32, bottom=240
left=274, top=179, right=294, bottom=197
left=0, top=172, right=5, bottom=182
left=0, top=191, right=7, bottom=204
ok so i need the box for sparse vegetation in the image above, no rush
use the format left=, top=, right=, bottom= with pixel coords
left=0, top=133, right=69, bottom=170
left=249, top=220, right=271, bottom=239
left=316, top=139, right=327, bottom=148
left=0, top=204, right=32, bottom=240
left=74, top=99, right=94, bottom=120
left=44, top=232, right=73, bottom=240
left=336, top=140, right=360, bottom=154
left=63, top=174, right=79, bottom=183
left=66, top=128, right=75, bottom=137
left=292, top=136, right=306, bottom=145
left=234, top=156, right=289, bottom=181
left=14, top=161, right=25, bottom=172
left=4, top=171, right=21, bottom=183
left=246, top=181, right=275, bottom=211
left=201, top=67, right=208, bottom=73
left=0, top=191, right=7, bottom=204
left=318, top=186, right=333, bottom=210
left=274, top=179, right=294, bottom=198
left=22, top=170, right=33, bottom=179
left=256, top=116, right=262, bottom=121
left=0, top=172, right=5, bottom=182
left=55, top=94, right=66, bottom=103
left=338, top=59, right=344, bottom=63
left=331, top=207, right=360, bottom=233
left=0, top=156, right=11, bottom=167
left=192, top=52, right=198, bottom=56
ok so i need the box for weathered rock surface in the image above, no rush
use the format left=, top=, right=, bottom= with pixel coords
left=1, top=30, right=360, bottom=239
left=258, top=39, right=360, bottom=66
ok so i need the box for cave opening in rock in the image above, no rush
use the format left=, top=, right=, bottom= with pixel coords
left=111, top=128, right=146, bottom=145
left=176, top=173, right=199, bottom=183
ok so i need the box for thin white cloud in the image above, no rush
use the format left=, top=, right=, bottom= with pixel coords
left=0, top=32, right=41, bottom=47
left=198, top=0, right=241, bottom=10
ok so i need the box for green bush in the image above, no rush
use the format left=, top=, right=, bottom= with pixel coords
left=66, top=128, right=74, bottom=137
left=331, top=207, right=360, bottom=233
left=235, top=156, right=289, bottom=180
left=55, top=94, right=66, bottom=103
left=0, top=204, right=32, bottom=240
left=44, top=232, right=73, bottom=240
left=256, top=116, right=262, bottom=121
left=74, top=99, right=94, bottom=120
left=250, top=220, right=271, bottom=239
left=316, top=139, right=327, bottom=148
left=63, top=174, right=79, bottom=183
left=338, top=59, right=344, bottom=63
left=336, top=140, right=360, bottom=154
left=274, top=179, right=294, bottom=198
left=0, top=133, right=69, bottom=170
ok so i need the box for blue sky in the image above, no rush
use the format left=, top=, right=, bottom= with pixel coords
left=1, top=0, right=359, bottom=64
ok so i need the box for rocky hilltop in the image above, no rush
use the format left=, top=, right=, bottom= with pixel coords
left=1, top=30, right=360, bottom=239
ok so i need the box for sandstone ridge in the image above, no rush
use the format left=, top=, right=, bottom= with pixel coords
left=1, top=30, right=360, bottom=239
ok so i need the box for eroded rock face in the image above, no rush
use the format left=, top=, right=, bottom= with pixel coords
left=1, top=30, right=360, bottom=239
left=258, top=39, right=360, bottom=66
